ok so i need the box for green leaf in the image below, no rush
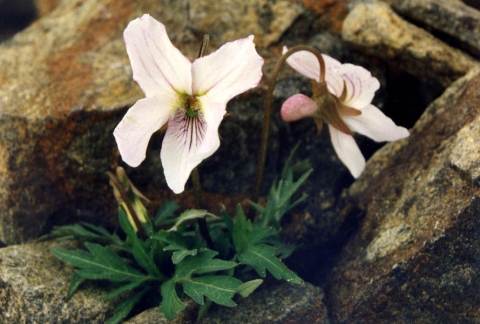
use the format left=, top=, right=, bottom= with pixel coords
left=197, top=299, right=212, bottom=322
left=50, top=224, right=102, bottom=240
left=237, top=244, right=302, bottom=284
left=154, top=200, right=180, bottom=227
left=160, top=279, right=186, bottom=321
left=183, top=275, right=242, bottom=306
left=153, top=231, right=192, bottom=252
left=119, top=209, right=163, bottom=278
left=276, top=170, right=312, bottom=211
left=236, top=279, right=263, bottom=298
left=66, top=273, right=86, bottom=300
left=281, top=141, right=301, bottom=180
left=220, top=209, right=234, bottom=232
left=43, top=222, right=126, bottom=248
left=51, top=245, right=147, bottom=282
left=80, top=222, right=121, bottom=241
left=105, top=288, right=147, bottom=324
left=103, top=280, right=147, bottom=301
left=249, top=144, right=312, bottom=228
left=152, top=230, right=197, bottom=265
left=232, top=205, right=251, bottom=253
left=172, top=249, right=198, bottom=264
left=168, top=209, right=218, bottom=232
left=249, top=226, right=276, bottom=245
left=175, top=249, right=237, bottom=281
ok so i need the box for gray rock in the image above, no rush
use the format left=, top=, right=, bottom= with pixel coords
left=383, top=0, right=480, bottom=58
left=325, top=66, right=480, bottom=323
left=0, top=240, right=117, bottom=323
left=342, top=1, right=476, bottom=87
left=126, top=282, right=329, bottom=324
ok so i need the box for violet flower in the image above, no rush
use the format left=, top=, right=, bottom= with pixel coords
left=281, top=48, right=409, bottom=178
left=114, top=15, right=264, bottom=193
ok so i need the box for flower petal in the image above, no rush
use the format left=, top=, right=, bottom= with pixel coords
left=192, top=35, right=263, bottom=104
left=335, top=63, right=380, bottom=109
left=281, top=94, right=317, bottom=122
left=343, top=105, right=410, bottom=142
left=160, top=98, right=225, bottom=194
left=283, top=46, right=342, bottom=83
left=124, top=14, right=193, bottom=97
left=328, top=124, right=365, bottom=178
left=114, top=95, right=177, bottom=167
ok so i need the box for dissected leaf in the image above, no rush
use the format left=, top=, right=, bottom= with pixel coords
left=152, top=230, right=197, bottom=265
left=42, top=223, right=123, bottom=246
left=249, top=226, right=276, bottom=245
left=248, top=144, right=312, bottom=228
left=66, top=273, right=86, bottom=300
left=153, top=231, right=192, bottom=252
left=232, top=205, right=251, bottom=253
left=197, top=299, right=212, bottom=322
left=154, top=200, right=181, bottom=227
left=276, top=170, right=312, bottom=213
left=168, top=209, right=217, bottom=232
left=160, top=279, right=186, bottom=321
left=236, top=279, right=263, bottom=298
left=105, top=288, right=147, bottom=324
left=237, top=244, right=302, bottom=284
left=119, top=209, right=163, bottom=278
left=175, top=249, right=237, bottom=281
left=51, top=244, right=147, bottom=282
left=220, top=209, right=234, bottom=232
left=172, top=249, right=198, bottom=264
left=48, top=224, right=103, bottom=240
left=103, top=280, right=147, bottom=301
left=183, top=275, right=242, bottom=306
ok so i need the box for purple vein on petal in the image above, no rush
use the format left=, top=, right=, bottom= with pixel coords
left=170, top=108, right=206, bottom=152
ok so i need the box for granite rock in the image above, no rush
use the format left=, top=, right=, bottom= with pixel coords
left=342, top=1, right=476, bottom=87
left=383, top=0, right=480, bottom=58
left=126, top=282, right=329, bottom=324
left=0, top=240, right=117, bottom=323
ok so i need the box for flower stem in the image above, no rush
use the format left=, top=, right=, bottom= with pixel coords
left=191, top=167, right=213, bottom=248
left=253, top=46, right=326, bottom=203
left=192, top=34, right=214, bottom=249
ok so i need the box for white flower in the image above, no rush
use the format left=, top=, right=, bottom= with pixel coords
left=114, top=15, right=264, bottom=193
left=281, top=47, right=409, bottom=178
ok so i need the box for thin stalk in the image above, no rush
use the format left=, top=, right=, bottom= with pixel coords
left=192, top=34, right=214, bottom=249
left=253, top=46, right=326, bottom=204
left=191, top=167, right=213, bottom=248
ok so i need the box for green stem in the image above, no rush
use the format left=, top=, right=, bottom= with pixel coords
left=253, top=45, right=326, bottom=204
left=192, top=34, right=214, bottom=249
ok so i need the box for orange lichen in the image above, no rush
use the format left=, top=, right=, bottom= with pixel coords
left=301, top=0, right=349, bottom=33
left=45, top=0, right=134, bottom=115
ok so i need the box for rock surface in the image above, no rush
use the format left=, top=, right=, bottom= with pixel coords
left=0, top=240, right=117, bottom=323
left=324, top=65, right=480, bottom=323
left=342, top=1, right=476, bottom=87
left=126, top=281, right=329, bottom=324
left=383, top=0, right=480, bottom=58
